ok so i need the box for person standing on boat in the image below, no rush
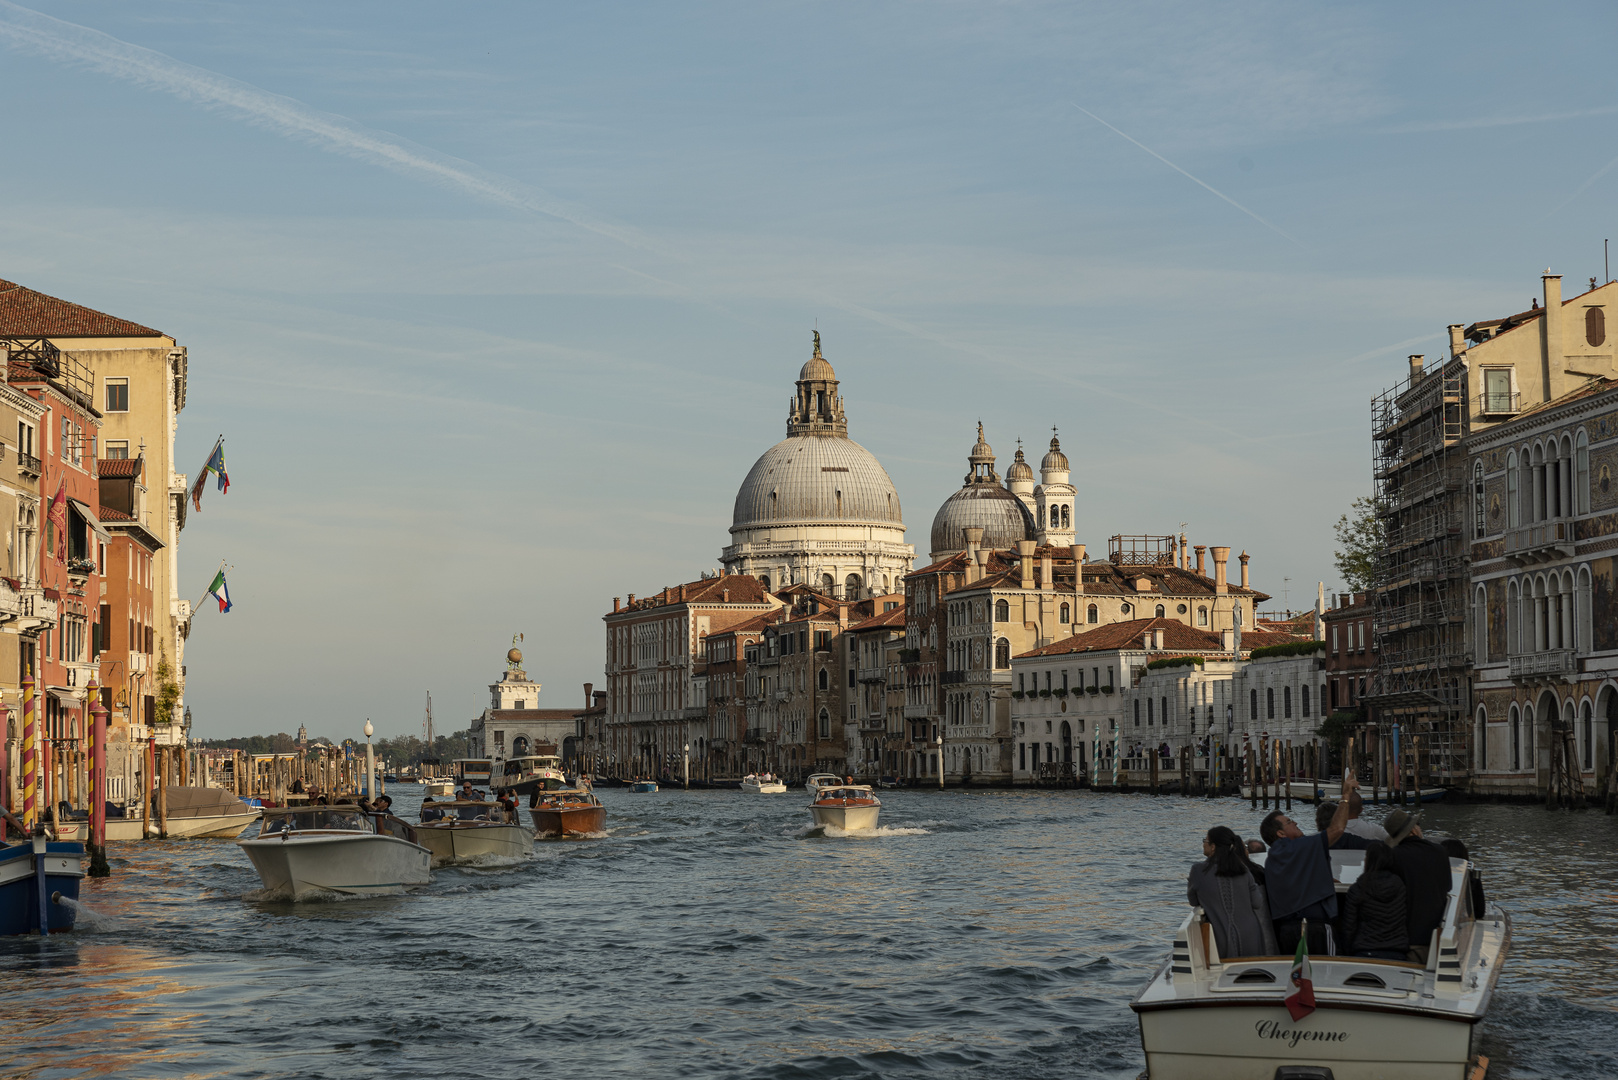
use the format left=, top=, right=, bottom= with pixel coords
left=1383, top=809, right=1452, bottom=964
left=1188, top=826, right=1277, bottom=959
left=1259, top=775, right=1358, bottom=956
left=1312, top=801, right=1379, bottom=851
left=1338, top=842, right=1409, bottom=960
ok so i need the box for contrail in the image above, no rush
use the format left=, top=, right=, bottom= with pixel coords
left=1072, top=104, right=1300, bottom=246
left=0, top=1, right=651, bottom=251
left=1548, top=152, right=1618, bottom=217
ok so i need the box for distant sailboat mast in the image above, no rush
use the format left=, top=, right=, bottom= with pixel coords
left=424, top=690, right=435, bottom=746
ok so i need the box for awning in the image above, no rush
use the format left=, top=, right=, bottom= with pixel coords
left=67, top=499, right=115, bottom=544
left=47, top=687, right=84, bottom=708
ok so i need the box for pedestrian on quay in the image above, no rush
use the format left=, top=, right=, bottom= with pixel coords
left=1188, top=826, right=1277, bottom=959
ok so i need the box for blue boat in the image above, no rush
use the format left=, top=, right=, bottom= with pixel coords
left=0, top=832, right=86, bottom=936
left=630, top=781, right=659, bottom=793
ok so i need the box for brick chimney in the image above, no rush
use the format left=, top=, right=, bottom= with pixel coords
left=583, top=682, right=593, bottom=707
left=613, top=597, right=621, bottom=613
left=628, top=593, right=636, bottom=607
left=1017, top=540, right=1036, bottom=589
left=1211, top=547, right=1230, bottom=594
left=1448, top=323, right=1465, bottom=358
left=1408, top=354, right=1424, bottom=386
left=722, top=587, right=730, bottom=603
left=1239, top=550, right=1250, bottom=589
left=1194, top=545, right=1206, bottom=576
left=1071, top=544, right=1086, bottom=595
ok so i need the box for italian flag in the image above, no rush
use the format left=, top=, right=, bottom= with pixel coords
left=208, top=569, right=232, bottom=613
left=1285, top=924, right=1317, bottom=1022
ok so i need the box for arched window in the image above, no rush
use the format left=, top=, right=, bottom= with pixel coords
left=1087, top=604, right=1098, bottom=624
left=1475, top=585, right=1488, bottom=661
left=845, top=573, right=862, bottom=598
left=1147, top=698, right=1154, bottom=724
left=1050, top=505, right=1060, bottom=528
left=1582, top=699, right=1594, bottom=768
left=995, top=599, right=1009, bottom=622
left=1060, top=603, right=1070, bottom=622
left=818, top=708, right=830, bottom=739
left=1266, top=687, right=1275, bottom=719
left=1301, top=684, right=1311, bottom=717
left=1197, top=606, right=1208, bottom=626
left=1473, top=460, right=1486, bottom=538
left=1477, top=706, right=1489, bottom=771
left=759, top=574, right=771, bottom=592
left=1577, top=429, right=1591, bottom=514
left=1588, top=305, right=1606, bottom=347
left=512, top=735, right=529, bottom=757
left=995, top=638, right=1010, bottom=668
left=1155, top=604, right=1166, bottom=618
left=1061, top=505, right=1070, bottom=529
left=820, top=573, right=834, bottom=594
left=1134, top=699, right=1140, bottom=726
left=817, top=669, right=828, bottom=691
left=1250, top=688, right=1259, bottom=721
left=1507, top=451, right=1519, bottom=528
left=1283, top=686, right=1292, bottom=718
left=1510, top=704, right=1520, bottom=771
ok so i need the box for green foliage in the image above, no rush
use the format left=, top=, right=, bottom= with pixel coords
left=1333, top=495, right=1385, bottom=592
left=1249, top=640, right=1327, bottom=660
left=1085, top=685, right=1101, bottom=695
left=1100, top=685, right=1115, bottom=694
left=1316, top=711, right=1359, bottom=751
left=1147, top=656, right=1204, bottom=671
left=1053, top=687, right=1069, bottom=697
left=1011, top=690, right=1025, bottom=699
left=154, top=649, right=182, bottom=725
left=194, top=729, right=476, bottom=766
left=1037, top=688, right=1052, bottom=698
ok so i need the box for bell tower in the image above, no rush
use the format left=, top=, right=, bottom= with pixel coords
left=787, top=331, right=848, bottom=436
left=1036, top=429, right=1076, bottom=547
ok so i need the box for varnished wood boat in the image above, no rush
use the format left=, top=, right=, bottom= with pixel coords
left=530, top=791, right=606, bottom=837
left=808, top=785, right=881, bottom=831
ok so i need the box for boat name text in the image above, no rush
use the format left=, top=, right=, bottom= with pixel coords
left=1254, top=1021, right=1350, bottom=1048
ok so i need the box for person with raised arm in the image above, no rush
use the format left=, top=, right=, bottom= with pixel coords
left=1259, top=774, right=1359, bottom=955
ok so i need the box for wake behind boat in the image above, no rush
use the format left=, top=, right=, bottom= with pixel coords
left=808, top=785, right=881, bottom=831
left=741, top=773, right=786, bottom=794
left=239, top=806, right=431, bottom=900
left=416, top=799, right=532, bottom=864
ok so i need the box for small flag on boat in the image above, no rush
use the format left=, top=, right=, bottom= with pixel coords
left=191, top=437, right=230, bottom=511
left=1285, top=924, right=1316, bottom=1022
left=48, top=478, right=67, bottom=565
left=207, top=568, right=232, bottom=613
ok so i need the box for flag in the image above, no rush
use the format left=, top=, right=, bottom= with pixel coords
left=191, top=438, right=230, bottom=511
left=48, top=478, right=67, bottom=565
left=1285, top=923, right=1317, bottom=1022
left=207, top=568, right=232, bottom=613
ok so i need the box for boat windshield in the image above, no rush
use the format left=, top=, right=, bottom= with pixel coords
left=817, top=787, right=875, bottom=802
left=258, top=809, right=372, bottom=835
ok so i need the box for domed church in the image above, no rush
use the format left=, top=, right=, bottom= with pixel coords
left=929, top=425, right=1076, bottom=560
left=720, top=334, right=915, bottom=598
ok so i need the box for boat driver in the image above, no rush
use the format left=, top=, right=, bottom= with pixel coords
left=458, top=781, right=477, bottom=802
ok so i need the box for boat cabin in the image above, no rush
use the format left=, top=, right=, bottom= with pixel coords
left=419, top=800, right=517, bottom=824
left=496, top=755, right=567, bottom=791
left=452, top=759, right=494, bottom=785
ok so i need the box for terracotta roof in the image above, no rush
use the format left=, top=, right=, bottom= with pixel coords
left=711, top=610, right=782, bottom=637
left=945, top=558, right=1267, bottom=602
left=847, top=605, right=906, bottom=632
left=97, top=506, right=135, bottom=522
left=616, top=574, right=773, bottom=613
left=1017, top=617, right=1226, bottom=658
left=1239, top=629, right=1311, bottom=648
left=97, top=458, right=142, bottom=478
left=0, top=279, right=164, bottom=337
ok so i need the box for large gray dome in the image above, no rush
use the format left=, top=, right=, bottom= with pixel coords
left=732, top=433, right=904, bottom=532
left=930, top=483, right=1035, bottom=557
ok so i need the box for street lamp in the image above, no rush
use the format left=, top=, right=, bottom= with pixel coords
left=683, top=742, right=690, bottom=790
left=363, top=719, right=375, bottom=800
left=936, top=733, right=944, bottom=790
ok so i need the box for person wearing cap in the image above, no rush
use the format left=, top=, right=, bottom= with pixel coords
left=1384, top=808, right=1452, bottom=964
left=1259, top=774, right=1358, bottom=955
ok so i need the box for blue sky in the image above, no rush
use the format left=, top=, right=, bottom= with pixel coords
left=3, top=1, right=1615, bottom=739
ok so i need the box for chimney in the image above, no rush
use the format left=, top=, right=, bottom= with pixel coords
left=1408, top=354, right=1424, bottom=386
left=1017, top=540, right=1036, bottom=589
left=594, top=690, right=607, bottom=707
left=1194, top=545, right=1206, bottom=576
left=1448, top=323, right=1465, bottom=358
left=1153, top=628, right=1165, bottom=650
left=1040, top=553, right=1052, bottom=592
left=627, top=593, right=636, bottom=607
left=1143, top=632, right=1154, bottom=650
left=1211, top=547, right=1230, bottom=594
left=1542, top=270, right=1563, bottom=401
left=1071, top=544, right=1086, bottom=595
left=974, top=547, right=989, bottom=582
left=583, top=682, right=593, bottom=707
left=1338, top=593, right=1350, bottom=608
left=1239, top=550, right=1250, bottom=589
left=613, top=597, right=621, bottom=613
left=964, top=526, right=984, bottom=582
left=722, top=588, right=730, bottom=603
left=1179, top=532, right=1189, bottom=569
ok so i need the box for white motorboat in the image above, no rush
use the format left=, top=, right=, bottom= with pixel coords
left=415, top=801, right=532, bottom=865
left=1131, top=853, right=1508, bottom=1080
left=808, top=785, right=882, bottom=831
left=422, top=777, right=454, bottom=798
left=804, top=773, right=843, bottom=799
left=741, top=773, right=787, bottom=794
left=55, top=787, right=260, bottom=841
left=492, top=755, right=568, bottom=797
left=238, top=806, right=431, bottom=900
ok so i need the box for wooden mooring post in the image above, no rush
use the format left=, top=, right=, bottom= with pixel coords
left=1247, top=742, right=1257, bottom=809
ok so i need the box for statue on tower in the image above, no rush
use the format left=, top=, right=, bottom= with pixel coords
left=507, top=633, right=525, bottom=673
left=812, top=329, right=821, bottom=356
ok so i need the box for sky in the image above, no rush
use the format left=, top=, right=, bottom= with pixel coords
left=2, top=1, right=1616, bottom=741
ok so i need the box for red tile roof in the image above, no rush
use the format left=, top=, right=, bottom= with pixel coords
left=847, top=605, right=906, bottom=632
left=0, top=279, right=164, bottom=337
left=97, top=506, right=136, bottom=522
left=1018, top=617, right=1227, bottom=658
left=97, top=458, right=142, bottom=478
left=617, top=574, right=774, bottom=613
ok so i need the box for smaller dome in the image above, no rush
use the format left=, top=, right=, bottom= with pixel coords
left=969, top=421, right=994, bottom=466
left=800, top=330, right=836, bottom=382
left=930, top=484, right=1036, bottom=556
left=1007, top=445, right=1033, bottom=482
left=1041, top=433, right=1069, bottom=472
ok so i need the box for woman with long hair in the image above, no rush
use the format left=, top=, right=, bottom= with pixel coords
left=1188, top=825, right=1278, bottom=959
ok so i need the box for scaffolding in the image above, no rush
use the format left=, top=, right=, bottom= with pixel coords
left=1366, top=358, right=1471, bottom=785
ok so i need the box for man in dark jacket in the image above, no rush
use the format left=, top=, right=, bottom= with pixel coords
left=1384, top=809, right=1452, bottom=964
left=1260, top=775, right=1358, bottom=955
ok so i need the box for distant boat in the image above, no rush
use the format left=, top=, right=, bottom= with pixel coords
left=1, top=831, right=84, bottom=935
left=415, top=801, right=532, bottom=865
left=630, top=781, right=659, bottom=793
left=741, top=774, right=787, bottom=794
left=531, top=791, right=607, bottom=836
left=422, top=777, right=454, bottom=797
left=492, top=755, right=568, bottom=797
left=239, top=806, right=431, bottom=900
left=808, top=785, right=881, bottom=831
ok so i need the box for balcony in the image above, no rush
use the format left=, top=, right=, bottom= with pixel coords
left=1508, top=649, right=1577, bottom=682
left=1476, top=390, right=1521, bottom=417
left=16, top=451, right=40, bottom=477
left=1504, top=520, right=1575, bottom=565
left=744, top=727, right=768, bottom=745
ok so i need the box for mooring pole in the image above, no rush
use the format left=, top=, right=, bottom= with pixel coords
left=87, top=679, right=109, bottom=877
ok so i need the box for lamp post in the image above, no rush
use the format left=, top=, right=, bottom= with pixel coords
left=683, top=742, right=690, bottom=790
left=363, top=720, right=375, bottom=800
left=935, top=733, right=943, bottom=790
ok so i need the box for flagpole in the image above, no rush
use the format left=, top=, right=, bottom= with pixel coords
left=196, top=560, right=232, bottom=615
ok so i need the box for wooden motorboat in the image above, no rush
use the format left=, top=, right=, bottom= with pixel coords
left=530, top=791, right=607, bottom=837
left=808, top=785, right=881, bottom=831
left=1131, top=853, right=1508, bottom=1080
left=415, top=800, right=532, bottom=864
left=804, top=772, right=843, bottom=799
left=630, top=780, right=659, bottom=793
left=58, top=787, right=259, bottom=841
left=238, top=806, right=431, bottom=900
left=492, top=755, right=568, bottom=797
left=1, top=829, right=84, bottom=935
left=741, top=773, right=787, bottom=794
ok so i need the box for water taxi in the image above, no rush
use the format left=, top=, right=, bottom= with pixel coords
left=808, top=785, right=881, bottom=831
left=238, top=806, right=431, bottom=900
left=630, top=780, right=659, bottom=793
left=1131, top=851, right=1508, bottom=1080
left=741, top=773, right=787, bottom=794
left=1, top=827, right=84, bottom=935
left=415, top=800, right=533, bottom=864
left=804, top=773, right=842, bottom=799
left=451, top=758, right=494, bottom=789
left=422, top=776, right=455, bottom=798
left=492, top=754, right=568, bottom=797
left=530, top=791, right=607, bottom=836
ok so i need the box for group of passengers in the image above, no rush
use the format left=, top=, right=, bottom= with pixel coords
left=420, top=784, right=518, bottom=823
left=1188, top=775, right=1486, bottom=964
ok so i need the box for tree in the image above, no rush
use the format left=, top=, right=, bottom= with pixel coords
left=1333, top=496, right=1385, bottom=592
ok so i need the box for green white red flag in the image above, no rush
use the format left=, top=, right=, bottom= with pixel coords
left=1285, top=924, right=1316, bottom=1022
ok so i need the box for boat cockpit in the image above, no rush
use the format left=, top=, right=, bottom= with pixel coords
left=255, top=808, right=419, bottom=843
left=418, top=800, right=519, bottom=825
left=812, top=786, right=879, bottom=806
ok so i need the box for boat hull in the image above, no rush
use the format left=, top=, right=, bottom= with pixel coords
left=630, top=782, right=658, bottom=793
left=809, top=804, right=881, bottom=831
left=416, top=823, right=533, bottom=864
left=239, top=834, right=431, bottom=899
left=531, top=805, right=607, bottom=836
left=422, top=779, right=454, bottom=797
left=741, top=780, right=787, bottom=794
left=1135, top=1000, right=1475, bottom=1080
left=58, top=809, right=261, bottom=842
left=0, top=842, right=85, bottom=935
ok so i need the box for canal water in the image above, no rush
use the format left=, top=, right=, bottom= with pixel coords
left=2, top=790, right=1615, bottom=1079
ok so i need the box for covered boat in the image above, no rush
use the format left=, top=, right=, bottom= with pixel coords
left=1131, top=852, right=1508, bottom=1080
left=492, top=754, right=568, bottom=797
left=238, top=806, right=431, bottom=900
left=452, top=758, right=494, bottom=788
left=416, top=800, right=532, bottom=864
left=808, top=785, right=881, bottom=831
left=0, top=829, right=84, bottom=935
left=741, top=773, right=787, bottom=794
left=58, top=786, right=259, bottom=841
left=530, top=791, right=607, bottom=837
